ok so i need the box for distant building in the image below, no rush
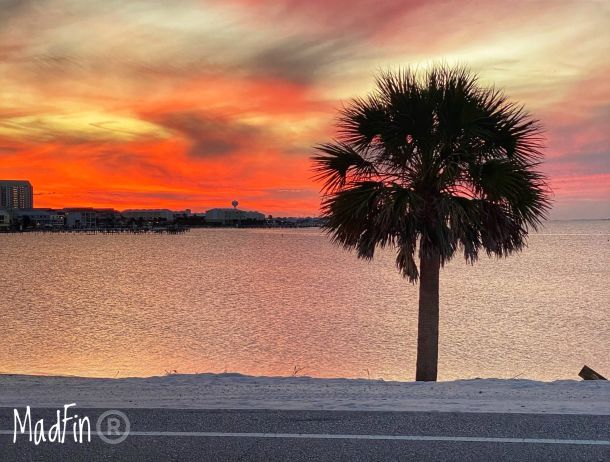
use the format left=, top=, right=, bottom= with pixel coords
left=0, top=180, right=33, bottom=209
left=205, top=208, right=265, bottom=225
left=172, top=209, right=192, bottom=220
left=11, top=208, right=64, bottom=228
left=64, top=208, right=118, bottom=228
left=122, top=209, right=175, bottom=223
left=0, top=209, right=11, bottom=229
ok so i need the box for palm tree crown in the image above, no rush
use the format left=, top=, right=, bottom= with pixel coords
left=313, top=66, right=551, bottom=281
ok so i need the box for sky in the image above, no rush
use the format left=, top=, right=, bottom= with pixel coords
left=0, top=0, right=608, bottom=218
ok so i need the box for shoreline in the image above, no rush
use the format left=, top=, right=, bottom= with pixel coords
left=1, top=372, right=608, bottom=415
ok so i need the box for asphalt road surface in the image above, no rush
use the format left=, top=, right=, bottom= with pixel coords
left=1, top=408, right=608, bottom=461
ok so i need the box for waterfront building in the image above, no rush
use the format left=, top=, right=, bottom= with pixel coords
left=205, top=208, right=265, bottom=225
left=0, top=180, right=33, bottom=209
left=11, top=208, right=64, bottom=228
left=64, top=208, right=119, bottom=228
left=122, top=209, right=175, bottom=223
left=172, top=209, right=192, bottom=220
left=0, top=209, right=10, bottom=229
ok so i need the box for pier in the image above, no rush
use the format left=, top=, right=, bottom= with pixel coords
left=2, top=227, right=190, bottom=235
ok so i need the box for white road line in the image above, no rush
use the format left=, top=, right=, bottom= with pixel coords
left=2, top=430, right=610, bottom=445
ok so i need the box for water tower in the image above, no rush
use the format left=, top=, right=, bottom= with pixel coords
left=231, top=200, right=240, bottom=227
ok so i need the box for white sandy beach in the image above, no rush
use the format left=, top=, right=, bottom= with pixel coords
left=1, top=373, right=608, bottom=415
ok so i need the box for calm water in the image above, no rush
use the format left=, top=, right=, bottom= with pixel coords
left=1, top=221, right=608, bottom=381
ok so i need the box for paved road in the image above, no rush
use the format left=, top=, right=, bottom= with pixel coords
left=1, top=408, right=608, bottom=461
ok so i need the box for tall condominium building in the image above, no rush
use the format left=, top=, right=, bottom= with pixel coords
left=0, top=180, right=33, bottom=209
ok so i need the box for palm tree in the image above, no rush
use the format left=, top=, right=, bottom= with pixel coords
left=312, top=65, right=551, bottom=381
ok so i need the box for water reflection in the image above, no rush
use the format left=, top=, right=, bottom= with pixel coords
left=1, top=221, right=608, bottom=381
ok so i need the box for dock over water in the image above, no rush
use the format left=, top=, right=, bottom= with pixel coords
left=2, top=227, right=190, bottom=234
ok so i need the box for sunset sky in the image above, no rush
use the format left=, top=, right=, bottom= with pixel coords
left=1, top=0, right=608, bottom=218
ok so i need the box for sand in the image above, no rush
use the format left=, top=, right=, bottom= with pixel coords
left=1, top=373, right=608, bottom=414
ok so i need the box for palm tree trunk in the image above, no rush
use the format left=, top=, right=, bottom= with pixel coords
left=416, top=249, right=440, bottom=381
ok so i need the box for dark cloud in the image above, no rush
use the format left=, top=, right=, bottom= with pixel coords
left=246, top=37, right=356, bottom=84
left=156, top=111, right=261, bottom=157
left=0, top=0, right=35, bottom=24
left=0, top=145, right=20, bottom=154
left=89, top=150, right=173, bottom=179
left=12, top=37, right=357, bottom=87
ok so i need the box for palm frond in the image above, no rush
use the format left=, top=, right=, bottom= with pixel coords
left=337, top=96, right=386, bottom=149
left=312, top=142, right=377, bottom=193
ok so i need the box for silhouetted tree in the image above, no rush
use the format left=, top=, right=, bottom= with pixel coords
left=313, top=66, right=551, bottom=381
